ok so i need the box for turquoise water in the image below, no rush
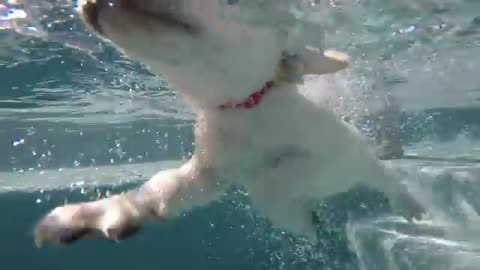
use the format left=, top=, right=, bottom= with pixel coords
left=2, top=0, right=480, bottom=269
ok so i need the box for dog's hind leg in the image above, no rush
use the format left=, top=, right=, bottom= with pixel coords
left=363, top=159, right=425, bottom=222
left=375, top=94, right=405, bottom=160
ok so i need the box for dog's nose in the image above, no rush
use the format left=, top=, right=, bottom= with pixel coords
left=80, top=0, right=108, bottom=35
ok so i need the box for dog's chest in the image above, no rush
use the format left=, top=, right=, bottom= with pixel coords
left=198, top=118, right=306, bottom=175
left=196, top=91, right=325, bottom=174
left=197, top=86, right=380, bottom=187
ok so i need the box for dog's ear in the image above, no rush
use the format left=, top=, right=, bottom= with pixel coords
left=300, top=46, right=349, bottom=75
left=274, top=47, right=350, bottom=83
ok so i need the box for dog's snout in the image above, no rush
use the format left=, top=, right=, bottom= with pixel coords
left=80, top=0, right=106, bottom=35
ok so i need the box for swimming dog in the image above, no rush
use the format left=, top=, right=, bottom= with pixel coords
left=34, top=0, right=423, bottom=246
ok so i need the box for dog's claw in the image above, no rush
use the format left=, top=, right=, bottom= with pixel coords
left=107, top=225, right=142, bottom=241
left=59, top=228, right=96, bottom=244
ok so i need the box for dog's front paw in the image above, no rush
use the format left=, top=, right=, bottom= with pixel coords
left=34, top=203, right=101, bottom=247
left=389, top=188, right=425, bottom=222
left=34, top=195, right=143, bottom=247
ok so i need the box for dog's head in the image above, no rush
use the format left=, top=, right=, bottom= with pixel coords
left=78, top=0, right=348, bottom=108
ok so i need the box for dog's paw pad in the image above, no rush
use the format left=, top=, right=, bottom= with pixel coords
left=58, top=228, right=97, bottom=244
left=390, top=190, right=426, bottom=222
left=106, top=224, right=142, bottom=240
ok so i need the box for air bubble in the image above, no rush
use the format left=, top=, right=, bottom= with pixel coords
left=12, top=138, right=25, bottom=146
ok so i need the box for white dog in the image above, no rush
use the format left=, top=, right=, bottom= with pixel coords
left=34, top=0, right=423, bottom=246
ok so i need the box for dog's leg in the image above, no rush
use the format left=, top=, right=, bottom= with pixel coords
left=375, top=94, right=405, bottom=160
left=34, top=155, right=228, bottom=247
left=365, top=160, right=425, bottom=222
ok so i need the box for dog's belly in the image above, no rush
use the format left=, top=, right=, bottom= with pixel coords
left=243, top=147, right=386, bottom=239
left=238, top=126, right=384, bottom=239
left=244, top=152, right=319, bottom=238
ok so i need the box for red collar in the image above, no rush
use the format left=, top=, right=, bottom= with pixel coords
left=218, top=81, right=275, bottom=110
